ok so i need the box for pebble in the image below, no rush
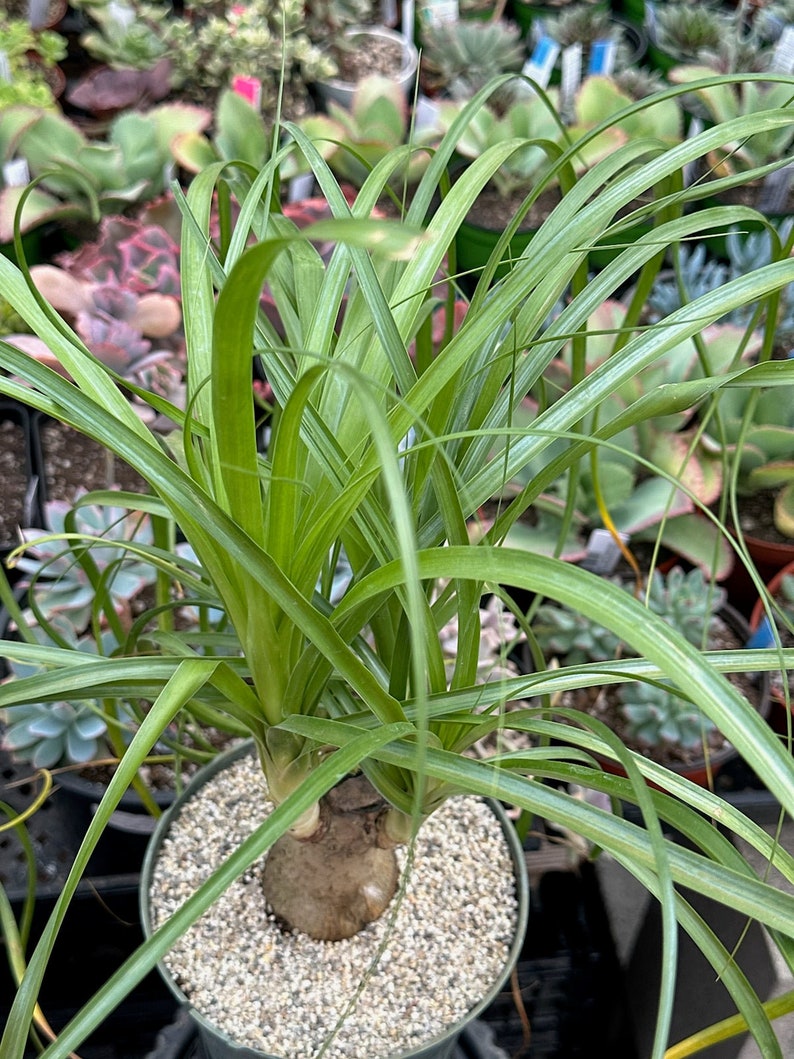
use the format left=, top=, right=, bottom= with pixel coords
left=148, top=752, right=520, bottom=1059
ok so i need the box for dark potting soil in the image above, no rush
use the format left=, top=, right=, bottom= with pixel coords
left=736, top=488, right=793, bottom=549
left=331, top=34, right=405, bottom=82
left=0, top=416, right=33, bottom=546
left=38, top=418, right=148, bottom=504
left=465, top=185, right=563, bottom=234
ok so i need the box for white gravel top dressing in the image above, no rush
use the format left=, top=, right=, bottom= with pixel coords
left=148, top=752, right=520, bottom=1059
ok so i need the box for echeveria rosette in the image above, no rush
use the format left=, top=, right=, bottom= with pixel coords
left=2, top=701, right=109, bottom=768
left=618, top=681, right=717, bottom=752
left=16, top=492, right=157, bottom=633
left=1, top=617, right=122, bottom=768
left=3, top=214, right=185, bottom=394
left=59, top=217, right=182, bottom=301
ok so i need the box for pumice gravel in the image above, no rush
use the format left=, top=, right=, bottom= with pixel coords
left=148, top=752, right=520, bottom=1059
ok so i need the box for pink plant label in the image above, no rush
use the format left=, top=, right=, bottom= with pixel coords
left=232, top=75, right=262, bottom=109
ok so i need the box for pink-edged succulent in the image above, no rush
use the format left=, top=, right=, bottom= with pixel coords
left=6, top=215, right=184, bottom=412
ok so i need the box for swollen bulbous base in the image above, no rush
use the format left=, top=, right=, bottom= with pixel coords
left=262, top=775, right=399, bottom=941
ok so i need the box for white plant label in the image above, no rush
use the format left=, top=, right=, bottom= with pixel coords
left=28, top=0, right=50, bottom=29
left=771, top=25, right=794, bottom=72
left=414, top=93, right=441, bottom=134
left=644, top=1, right=658, bottom=43
left=682, top=116, right=703, bottom=188
left=522, top=36, right=560, bottom=92
left=419, top=0, right=458, bottom=28
left=287, top=172, right=315, bottom=203
left=560, top=43, right=583, bottom=113
left=0, top=52, right=11, bottom=84
left=3, top=159, right=31, bottom=187
left=581, top=528, right=629, bottom=575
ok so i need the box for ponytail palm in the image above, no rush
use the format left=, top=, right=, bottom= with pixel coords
left=2, top=73, right=794, bottom=1058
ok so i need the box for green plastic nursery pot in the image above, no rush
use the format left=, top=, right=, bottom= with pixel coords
left=613, top=0, right=645, bottom=25
left=455, top=210, right=651, bottom=287
left=141, top=741, right=530, bottom=1059
left=454, top=217, right=536, bottom=288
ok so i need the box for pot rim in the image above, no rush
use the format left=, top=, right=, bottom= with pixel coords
left=319, top=25, right=419, bottom=92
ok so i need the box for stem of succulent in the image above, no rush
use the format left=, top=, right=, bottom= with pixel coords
left=261, top=773, right=401, bottom=941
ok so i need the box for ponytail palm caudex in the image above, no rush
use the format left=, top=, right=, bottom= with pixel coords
left=2, top=73, right=794, bottom=1059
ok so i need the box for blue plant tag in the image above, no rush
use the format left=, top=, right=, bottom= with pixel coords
left=522, top=35, right=561, bottom=91
left=745, top=616, right=776, bottom=651
left=588, top=39, right=616, bottom=76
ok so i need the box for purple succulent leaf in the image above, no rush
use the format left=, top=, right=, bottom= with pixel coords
left=118, top=232, right=181, bottom=297
left=89, top=285, right=140, bottom=321
left=75, top=311, right=153, bottom=372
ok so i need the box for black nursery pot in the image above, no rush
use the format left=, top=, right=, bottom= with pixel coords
left=0, top=399, right=45, bottom=580
left=55, top=766, right=177, bottom=876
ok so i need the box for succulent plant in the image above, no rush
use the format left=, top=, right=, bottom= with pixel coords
left=749, top=0, right=794, bottom=44
left=420, top=19, right=526, bottom=102
left=708, top=379, right=794, bottom=539
left=436, top=91, right=564, bottom=198
left=295, top=75, right=438, bottom=190
left=116, top=0, right=335, bottom=118
left=0, top=16, right=67, bottom=109
left=532, top=597, right=624, bottom=666
left=696, top=34, right=774, bottom=75
left=76, top=0, right=168, bottom=70
left=666, top=68, right=794, bottom=174
left=648, top=222, right=794, bottom=343
left=612, top=67, right=667, bottom=101
left=1, top=494, right=162, bottom=768
left=439, top=594, right=526, bottom=686
left=617, top=679, right=717, bottom=751
left=170, top=87, right=273, bottom=176
left=1, top=609, right=120, bottom=768
left=5, top=215, right=185, bottom=407
left=651, top=3, right=730, bottom=63
left=541, top=5, right=618, bottom=48
left=534, top=567, right=727, bottom=749
left=0, top=102, right=211, bottom=242
left=646, top=244, right=731, bottom=323
left=2, top=697, right=111, bottom=768
left=14, top=490, right=158, bottom=633
left=303, top=0, right=378, bottom=41
left=643, top=566, right=726, bottom=647
left=492, top=298, right=755, bottom=577
left=66, top=59, right=173, bottom=117
left=567, top=74, right=683, bottom=153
